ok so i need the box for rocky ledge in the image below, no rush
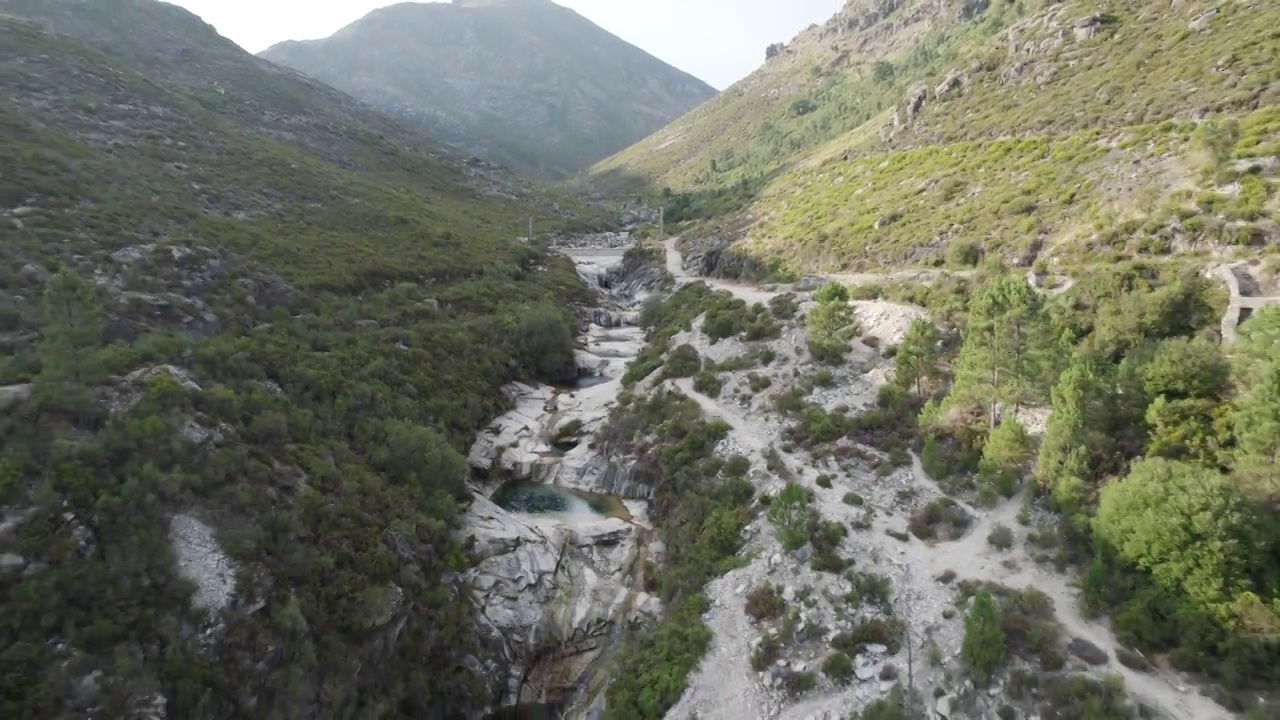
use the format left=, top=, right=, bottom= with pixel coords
left=463, top=494, right=660, bottom=706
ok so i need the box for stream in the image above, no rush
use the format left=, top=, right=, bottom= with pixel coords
left=466, top=235, right=658, bottom=719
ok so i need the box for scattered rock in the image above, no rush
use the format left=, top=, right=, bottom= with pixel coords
left=20, top=263, right=49, bottom=283
left=1189, top=9, right=1218, bottom=32
left=125, top=365, right=202, bottom=393
left=0, top=384, right=33, bottom=409
left=904, top=81, right=929, bottom=120
left=935, top=694, right=952, bottom=719
left=0, top=552, right=26, bottom=572
left=1068, top=637, right=1109, bottom=665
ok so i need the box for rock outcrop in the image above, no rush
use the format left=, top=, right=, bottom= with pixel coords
left=464, top=494, right=659, bottom=705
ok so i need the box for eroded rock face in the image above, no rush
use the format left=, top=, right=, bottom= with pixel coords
left=463, top=494, right=659, bottom=705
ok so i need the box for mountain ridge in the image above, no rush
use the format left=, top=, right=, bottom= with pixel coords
left=261, top=0, right=718, bottom=178
left=592, top=0, right=1277, bottom=278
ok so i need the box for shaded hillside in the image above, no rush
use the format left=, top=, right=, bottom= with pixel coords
left=0, top=1, right=598, bottom=716
left=592, top=0, right=1278, bottom=277
left=261, top=0, right=717, bottom=178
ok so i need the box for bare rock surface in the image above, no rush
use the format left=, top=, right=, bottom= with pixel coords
left=169, top=514, right=236, bottom=613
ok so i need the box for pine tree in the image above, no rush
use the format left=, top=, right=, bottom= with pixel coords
left=950, top=276, right=1053, bottom=427
left=1034, top=354, right=1109, bottom=494
left=961, top=591, right=1005, bottom=684
left=895, top=318, right=941, bottom=397
left=806, top=287, right=858, bottom=363
left=37, top=269, right=102, bottom=387
left=980, top=417, right=1032, bottom=498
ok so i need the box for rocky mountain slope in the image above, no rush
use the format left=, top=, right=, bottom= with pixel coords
left=260, top=0, right=717, bottom=179
left=0, top=0, right=610, bottom=716
left=592, top=0, right=1278, bottom=276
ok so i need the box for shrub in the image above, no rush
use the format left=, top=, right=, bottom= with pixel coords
left=946, top=240, right=983, bottom=268
left=816, top=474, right=833, bottom=489
left=751, top=634, right=782, bottom=671
left=822, top=651, right=855, bottom=684
left=769, top=483, right=810, bottom=551
left=515, top=306, right=575, bottom=380
left=745, top=583, right=786, bottom=621
left=842, top=492, right=864, bottom=506
left=832, top=619, right=903, bottom=655
left=782, top=670, right=817, bottom=696
left=812, top=368, right=836, bottom=387
left=845, top=572, right=893, bottom=609
left=663, top=344, right=702, bottom=378
left=769, top=293, right=799, bottom=320
left=855, top=685, right=909, bottom=720
left=725, top=455, right=752, bottom=478
left=909, top=498, right=971, bottom=540
left=693, top=371, right=723, bottom=397
left=987, top=524, right=1015, bottom=551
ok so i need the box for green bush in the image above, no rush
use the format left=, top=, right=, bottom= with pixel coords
left=515, top=306, right=575, bottom=380
left=822, top=652, right=855, bottom=684
left=987, top=524, right=1015, bottom=551
left=663, top=344, right=702, bottom=379
left=745, top=583, right=786, bottom=621
left=769, top=483, right=811, bottom=551
left=693, top=370, right=724, bottom=397
left=842, top=492, right=864, bottom=506
left=832, top=619, right=904, bottom=656
left=962, top=591, right=1006, bottom=684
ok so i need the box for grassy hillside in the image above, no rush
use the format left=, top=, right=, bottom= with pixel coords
left=261, top=0, right=716, bottom=179
left=592, top=0, right=1278, bottom=275
left=0, top=5, right=597, bottom=717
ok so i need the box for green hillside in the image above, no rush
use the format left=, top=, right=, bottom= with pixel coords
left=0, top=4, right=596, bottom=717
left=593, top=0, right=1278, bottom=276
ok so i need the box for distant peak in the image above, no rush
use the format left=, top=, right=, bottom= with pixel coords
left=452, top=0, right=552, bottom=7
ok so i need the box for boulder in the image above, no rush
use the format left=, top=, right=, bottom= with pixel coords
left=0, top=384, right=33, bottom=409
left=1068, top=637, right=1109, bottom=665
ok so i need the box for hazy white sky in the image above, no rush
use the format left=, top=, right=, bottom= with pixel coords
left=168, top=0, right=843, bottom=89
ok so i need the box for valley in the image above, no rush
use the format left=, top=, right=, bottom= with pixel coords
left=0, top=0, right=1276, bottom=719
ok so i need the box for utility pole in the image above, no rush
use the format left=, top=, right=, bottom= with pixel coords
left=528, top=216, right=534, bottom=242
left=658, top=205, right=665, bottom=241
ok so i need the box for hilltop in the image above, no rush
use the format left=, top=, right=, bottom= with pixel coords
left=593, top=0, right=1278, bottom=277
left=261, top=0, right=717, bottom=178
left=0, top=0, right=600, bottom=716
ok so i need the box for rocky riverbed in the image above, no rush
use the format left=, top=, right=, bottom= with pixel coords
left=462, top=233, right=666, bottom=713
